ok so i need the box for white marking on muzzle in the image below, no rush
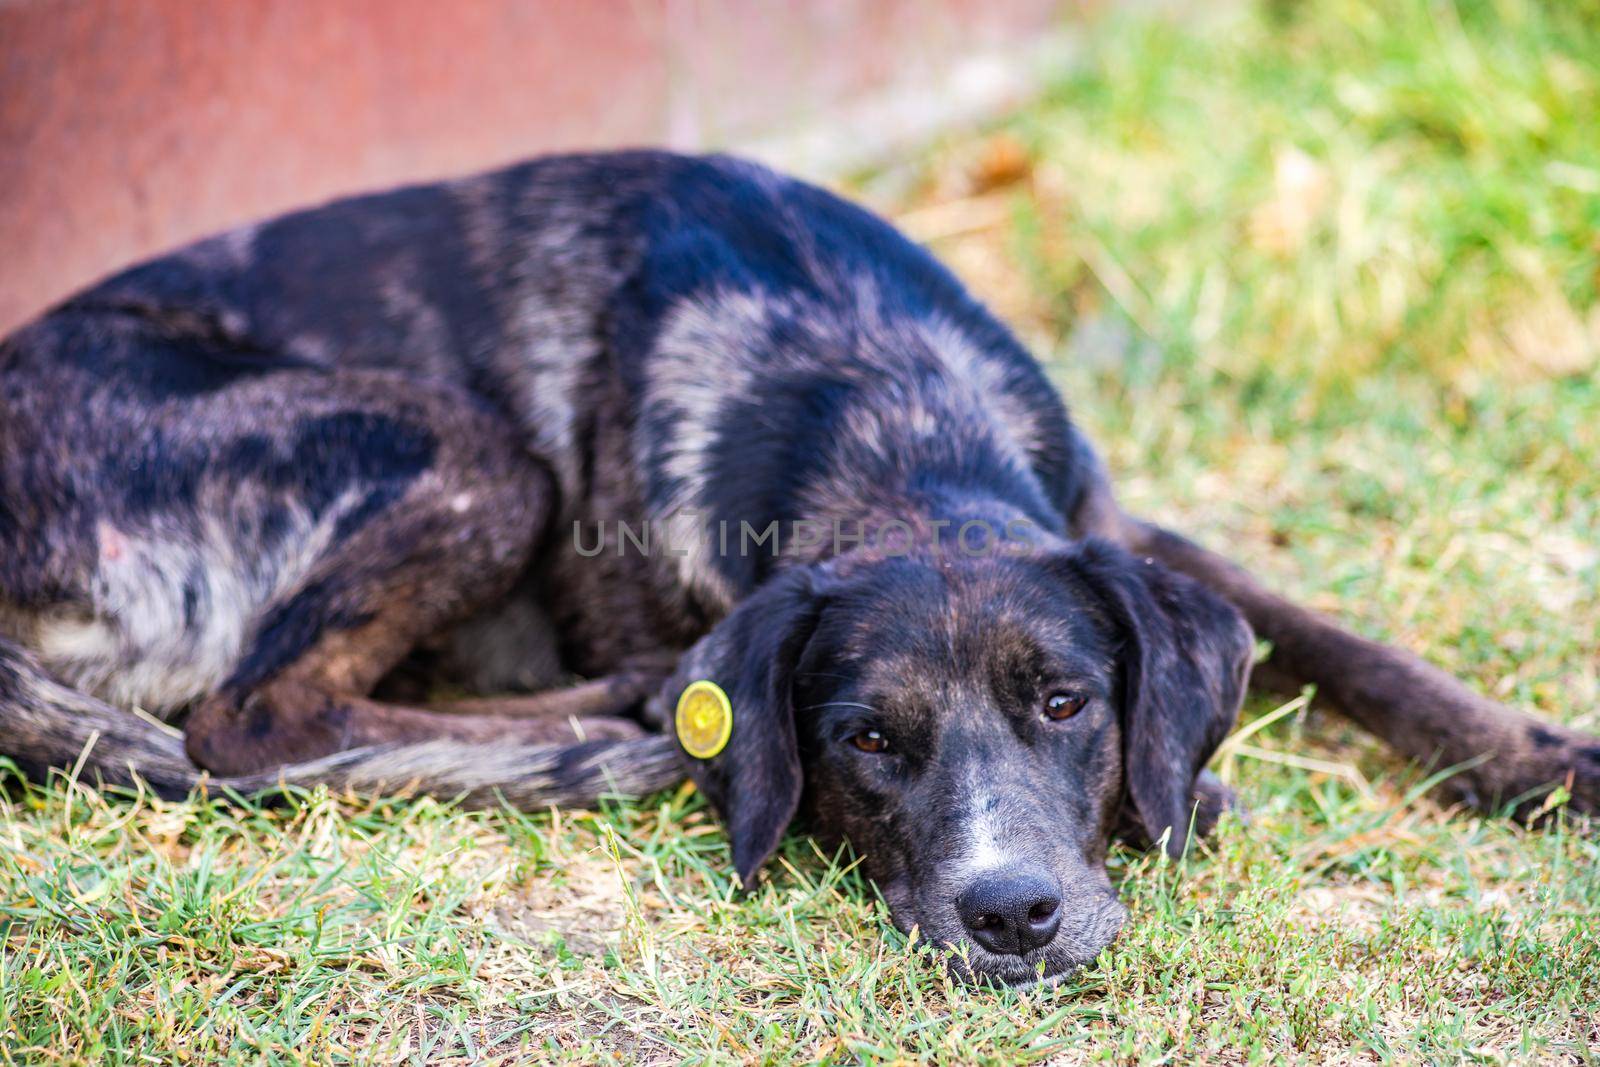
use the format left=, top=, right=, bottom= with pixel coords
left=950, top=773, right=1024, bottom=884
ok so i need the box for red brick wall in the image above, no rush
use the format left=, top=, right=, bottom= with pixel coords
left=0, top=0, right=1069, bottom=335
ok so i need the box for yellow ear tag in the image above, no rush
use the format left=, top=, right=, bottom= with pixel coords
left=676, top=680, right=733, bottom=760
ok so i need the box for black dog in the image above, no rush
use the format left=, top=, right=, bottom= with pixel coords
left=2, top=152, right=1594, bottom=986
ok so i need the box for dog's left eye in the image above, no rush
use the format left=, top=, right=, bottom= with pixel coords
left=1043, top=692, right=1087, bottom=721
left=850, top=729, right=890, bottom=754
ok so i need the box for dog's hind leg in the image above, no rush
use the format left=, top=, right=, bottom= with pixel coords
left=1075, top=481, right=1600, bottom=817
left=1, top=626, right=681, bottom=807
left=181, top=446, right=655, bottom=776
left=172, top=376, right=655, bottom=777
left=0, top=313, right=680, bottom=803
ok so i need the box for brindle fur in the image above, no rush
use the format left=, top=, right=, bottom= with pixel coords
left=2, top=151, right=1595, bottom=985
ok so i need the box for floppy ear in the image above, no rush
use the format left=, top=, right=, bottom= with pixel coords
left=1070, top=540, right=1254, bottom=856
left=662, top=566, right=826, bottom=886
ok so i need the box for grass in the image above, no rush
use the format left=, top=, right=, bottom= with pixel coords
left=5, top=0, right=1600, bottom=1061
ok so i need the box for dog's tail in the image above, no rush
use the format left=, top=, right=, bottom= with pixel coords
left=0, top=635, right=686, bottom=807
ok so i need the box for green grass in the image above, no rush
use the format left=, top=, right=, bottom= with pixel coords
left=5, top=0, right=1600, bottom=1061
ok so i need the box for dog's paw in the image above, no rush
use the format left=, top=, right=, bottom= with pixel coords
left=1517, top=729, right=1600, bottom=824
left=619, top=651, right=683, bottom=729
left=1442, top=720, right=1600, bottom=827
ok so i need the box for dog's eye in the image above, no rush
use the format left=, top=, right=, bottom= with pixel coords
left=850, top=729, right=890, bottom=754
left=1043, top=692, right=1087, bottom=721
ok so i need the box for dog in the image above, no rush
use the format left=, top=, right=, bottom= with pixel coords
left=2, top=151, right=1595, bottom=986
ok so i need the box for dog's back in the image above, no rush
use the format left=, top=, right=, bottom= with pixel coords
left=29, top=155, right=650, bottom=486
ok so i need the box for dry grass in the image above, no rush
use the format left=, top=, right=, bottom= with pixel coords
left=5, top=0, right=1600, bottom=1062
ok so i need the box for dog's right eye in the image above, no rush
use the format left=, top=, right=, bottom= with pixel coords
left=850, top=729, right=890, bottom=754
left=1043, top=691, right=1088, bottom=721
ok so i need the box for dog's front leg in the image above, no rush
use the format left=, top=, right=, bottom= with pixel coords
left=1072, top=477, right=1599, bottom=818
left=1133, top=516, right=1596, bottom=817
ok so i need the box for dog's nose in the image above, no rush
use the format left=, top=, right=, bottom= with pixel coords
left=956, top=869, right=1063, bottom=956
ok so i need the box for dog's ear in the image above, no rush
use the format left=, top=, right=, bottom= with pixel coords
left=661, top=566, right=827, bottom=887
left=1068, top=540, right=1253, bottom=856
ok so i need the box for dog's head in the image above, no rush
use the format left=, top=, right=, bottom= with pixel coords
left=661, top=537, right=1252, bottom=986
